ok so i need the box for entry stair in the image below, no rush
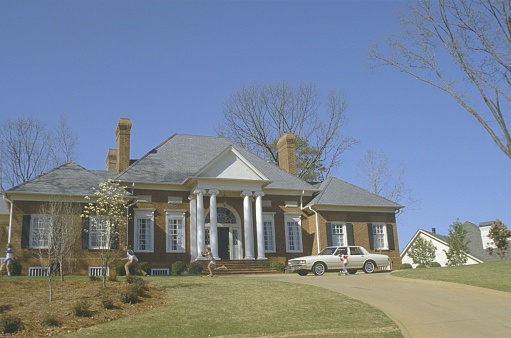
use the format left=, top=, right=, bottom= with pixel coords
left=199, top=259, right=283, bottom=275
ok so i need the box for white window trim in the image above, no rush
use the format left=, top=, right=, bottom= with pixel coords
left=134, top=208, right=155, bottom=253
left=263, top=212, right=276, bottom=253
left=284, top=214, right=303, bottom=253
left=372, top=222, right=388, bottom=250
left=29, top=215, right=48, bottom=249
left=166, top=210, right=186, bottom=253
left=330, top=222, right=347, bottom=246
left=89, top=216, right=111, bottom=249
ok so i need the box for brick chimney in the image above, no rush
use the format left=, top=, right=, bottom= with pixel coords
left=105, top=148, right=117, bottom=172
left=277, top=133, right=297, bottom=176
left=116, top=118, right=132, bottom=173
left=105, top=118, right=132, bottom=173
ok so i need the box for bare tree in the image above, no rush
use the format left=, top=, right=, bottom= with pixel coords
left=0, top=116, right=78, bottom=190
left=369, top=0, right=511, bottom=159
left=38, top=198, right=82, bottom=303
left=218, top=81, right=358, bottom=181
left=50, top=116, right=78, bottom=165
left=358, top=149, right=419, bottom=214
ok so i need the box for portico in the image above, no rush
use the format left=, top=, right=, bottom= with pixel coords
left=190, top=187, right=266, bottom=261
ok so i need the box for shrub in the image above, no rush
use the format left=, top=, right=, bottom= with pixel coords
left=270, top=261, right=285, bottom=272
left=0, top=315, right=22, bottom=334
left=171, top=261, right=187, bottom=275
left=416, top=264, right=427, bottom=269
left=187, top=262, right=203, bottom=275
left=125, top=274, right=137, bottom=284
left=1, top=260, right=22, bottom=276
left=89, top=275, right=100, bottom=282
left=430, top=262, right=442, bottom=268
left=137, top=262, right=150, bottom=276
left=42, top=314, right=61, bottom=327
left=116, top=262, right=128, bottom=276
left=108, top=274, right=118, bottom=282
left=120, top=285, right=139, bottom=304
left=101, top=299, right=115, bottom=310
left=73, top=299, right=91, bottom=317
left=399, top=263, right=413, bottom=270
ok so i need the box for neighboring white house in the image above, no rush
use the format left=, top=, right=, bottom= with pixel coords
left=401, top=221, right=502, bottom=267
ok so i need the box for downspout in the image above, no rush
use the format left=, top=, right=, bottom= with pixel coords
left=309, top=206, right=320, bottom=254
left=3, top=195, right=13, bottom=244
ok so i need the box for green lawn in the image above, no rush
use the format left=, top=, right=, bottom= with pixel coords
left=392, top=259, right=511, bottom=292
left=65, top=276, right=403, bottom=338
left=64, top=260, right=510, bottom=337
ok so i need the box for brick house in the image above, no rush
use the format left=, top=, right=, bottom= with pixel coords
left=2, top=118, right=403, bottom=275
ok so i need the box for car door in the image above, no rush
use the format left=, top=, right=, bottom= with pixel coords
left=347, top=246, right=365, bottom=268
left=327, top=247, right=345, bottom=269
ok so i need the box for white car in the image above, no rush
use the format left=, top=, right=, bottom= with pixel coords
left=287, top=246, right=391, bottom=276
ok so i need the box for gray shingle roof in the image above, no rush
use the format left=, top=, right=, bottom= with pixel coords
left=116, top=134, right=314, bottom=191
left=305, top=177, right=402, bottom=209
left=6, top=162, right=117, bottom=196
left=463, top=222, right=500, bottom=263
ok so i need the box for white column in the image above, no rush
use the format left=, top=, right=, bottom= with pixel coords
left=242, top=190, right=255, bottom=259
left=189, top=195, right=197, bottom=261
left=254, top=191, right=266, bottom=260
left=209, top=189, right=220, bottom=260
left=195, top=189, right=206, bottom=256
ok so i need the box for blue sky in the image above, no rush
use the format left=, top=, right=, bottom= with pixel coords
left=1, top=1, right=509, bottom=250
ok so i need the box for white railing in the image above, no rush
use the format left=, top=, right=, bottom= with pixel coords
left=88, top=266, right=109, bottom=277
left=151, top=268, right=169, bottom=276
left=28, top=266, right=48, bottom=276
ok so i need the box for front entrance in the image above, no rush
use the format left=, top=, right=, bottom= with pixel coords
left=218, top=228, right=230, bottom=260
left=205, top=206, right=243, bottom=260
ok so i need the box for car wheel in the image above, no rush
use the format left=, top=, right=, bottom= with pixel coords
left=297, top=270, right=308, bottom=276
left=363, top=261, right=376, bottom=274
left=312, top=262, right=326, bottom=276
left=348, top=269, right=357, bottom=275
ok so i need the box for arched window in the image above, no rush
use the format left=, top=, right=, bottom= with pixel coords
left=205, top=207, right=237, bottom=224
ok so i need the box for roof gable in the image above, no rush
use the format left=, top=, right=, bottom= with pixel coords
left=197, top=147, right=268, bottom=181
left=116, top=134, right=313, bottom=191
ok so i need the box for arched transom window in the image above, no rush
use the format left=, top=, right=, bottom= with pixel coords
left=205, top=207, right=237, bottom=224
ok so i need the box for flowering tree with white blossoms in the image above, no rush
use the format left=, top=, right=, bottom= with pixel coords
left=82, top=179, right=131, bottom=288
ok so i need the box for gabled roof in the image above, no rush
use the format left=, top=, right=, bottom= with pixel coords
left=463, top=221, right=500, bottom=263
left=400, top=229, right=448, bottom=258
left=5, top=162, right=117, bottom=196
left=400, top=222, right=501, bottom=263
left=305, top=177, right=402, bottom=210
left=116, top=134, right=314, bottom=191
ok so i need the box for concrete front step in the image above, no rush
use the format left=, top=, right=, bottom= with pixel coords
left=198, top=260, right=283, bottom=275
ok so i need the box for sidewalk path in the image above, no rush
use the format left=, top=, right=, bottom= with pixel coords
left=241, top=272, right=511, bottom=338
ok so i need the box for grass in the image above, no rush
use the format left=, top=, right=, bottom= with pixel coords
left=392, top=259, right=511, bottom=293
left=64, top=276, right=403, bottom=338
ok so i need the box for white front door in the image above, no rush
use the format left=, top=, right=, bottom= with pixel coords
left=231, top=227, right=242, bottom=260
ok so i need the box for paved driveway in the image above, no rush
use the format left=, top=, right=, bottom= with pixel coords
left=241, top=272, right=511, bottom=338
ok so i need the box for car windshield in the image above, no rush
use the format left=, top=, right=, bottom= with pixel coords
left=318, top=247, right=338, bottom=255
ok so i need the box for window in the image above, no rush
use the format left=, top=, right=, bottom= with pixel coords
left=372, top=223, right=388, bottom=250
left=30, top=215, right=49, bottom=248
left=263, top=213, right=276, bottom=253
left=134, top=209, right=154, bottom=252
left=330, top=222, right=346, bottom=246
left=89, top=216, right=111, bottom=249
left=206, top=207, right=237, bottom=224
left=166, top=211, right=186, bottom=252
left=285, top=214, right=302, bottom=253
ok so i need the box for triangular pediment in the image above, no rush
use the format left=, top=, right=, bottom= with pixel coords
left=197, top=147, right=268, bottom=180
